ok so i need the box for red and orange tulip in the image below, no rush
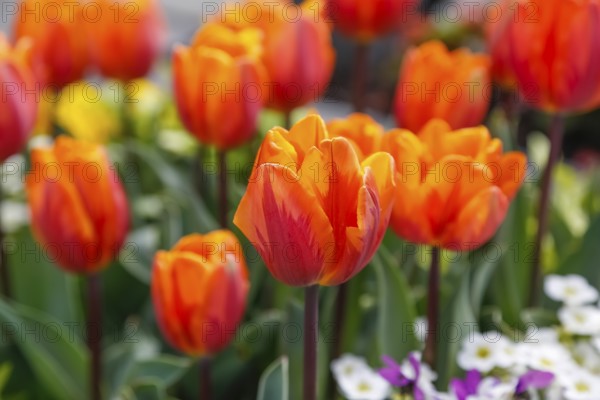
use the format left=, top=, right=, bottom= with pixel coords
left=488, top=0, right=600, bottom=113
left=151, top=231, right=249, bottom=356
left=383, top=119, right=526, bottom=250
left=88, top=0, right=165, bottom=81
left=173, top=23, right=265, bottom=150
left=394, top=40, right=491, bottom=132
left=234, top=115, right=395, bottom=287
left=0, top=33, right=37, bottom=162
left=327, top=0, right=417, bottom=42
left=26, top=136, right=129, bottom=273
left=14, top=0, right=89, bottom=88
left=216, top=0, right=335, bottom=112
left=484, top=0, right=517, bottom=89
left=326, top=113, right=384, bottom=160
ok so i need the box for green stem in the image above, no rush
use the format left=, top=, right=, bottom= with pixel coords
left=529, top=114, right=565, bottom=307
left=423, top=247, right=440, bottom=368
left=200, top=357, right=212, bottom=400
left=0, top=178, right=9, bottom=298
left=87, top=273, right=102, bottom=400
left=217, top=150, right=228, bottom=229
left=304, top=285, right=319, bottom=400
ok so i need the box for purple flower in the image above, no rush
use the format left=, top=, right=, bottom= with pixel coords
left=450, top=370, right=481, bottom=400
left=379, top=353, right=428, bottom=400
left=515, top=370, right=554, bottom=394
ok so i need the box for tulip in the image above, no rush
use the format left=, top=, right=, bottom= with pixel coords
left=87, top=0, right=165, bottom=81
left=383, top=119, right=526, bottom=250
left=326, top=113, right=384, bottom=160
left=260, top=1, right=335, bottom=113
left=14, top=0, right=89, bottom=88
left=491, top=0, right=600, bottom=113
left=488, top=0, right=600, bottom=306
left=151, top=230, right=249, bottom=356
left=0, top=33, right=37, bottom=162
left=26, top=136, right=129, bottom=273
left=327, top=0, right=417, bottom=43
left=234, top=114, right=395, bottom=287
left=394, top=40, right=491, bottom=133
left=215, top=0, right=335, bottom=116
left=173, top=23, right=265, bottom=150
left=234, top=114, right=394, bottom=400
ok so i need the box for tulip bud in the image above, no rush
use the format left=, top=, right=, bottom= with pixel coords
left=394, top=40, right=491, bottom=133
left=173, top=23, right=266, bottom=150
left=0, top=33, right=37, bottom=162
left=486, top=0, right=600, bottom=113
left=14, top=0, right=89, bottom=88
left=88, top=0, right=166, bottom=81
left=26, top=136, right=129, bottom=273
left=234, top=115, right=395, bottom=287
left=151, top=231, right=249, bottom=356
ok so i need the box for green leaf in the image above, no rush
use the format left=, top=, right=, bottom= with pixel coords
left=128, top=144, right=218, bottom=232
left=125, top=355, right=191, bottom=389
left=0, top=299, right=88, bottom=400
left=257, top=357, right=289, bottom=400
left=0, top=363, right=13, bottom=395
left=436, top=271, right=477, bottom=388
left=373, top=251, right=417, bottom=361
left=558, top=214, right=600, bottom=289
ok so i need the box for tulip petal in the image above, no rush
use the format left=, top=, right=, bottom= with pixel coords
left=440, top=186, right=508, bottom=250
left=234, top=163, right=333, bottom=286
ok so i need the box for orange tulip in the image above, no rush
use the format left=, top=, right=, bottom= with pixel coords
left=88, top=0, right=165, bottom=81
left=394, top=40, right=491, bottom=133
left=26, top=136, right=129, bottom=273
left=151, top=231, right=249, bottom=356
left=327, top=0, right=418, bottom=42
left=0, top=34, right=37, bottom=162
left=173, top=23, right=265, bottom=150
left=216, top=0, right=335, bottom=112
left=383, top=119, right=526, bottom=250
left=487, top=0, right=600, bottom=113
left=234, top=115, right=395, bottom=286
left=326, top=113, right=384, bottom=160
left=14, top=0, right=89, bottom=88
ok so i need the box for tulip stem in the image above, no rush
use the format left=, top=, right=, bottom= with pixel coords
left=200, top=357, right=212, bottom=400
left=327, top=283, right=347, bottom=399
left=352, top=43, right=369, bottom=112
left=423, top=246, right=440, bottom=368
left=529, top=114, right=565, bottom=307
left=87, top=273, right=102, bottom=400
left=217, top=150, right=228, bottom=228
left=304, top=285, right=319, bottom=400
left=0, top=179, right=10, bottom=298
left=284, top=111, right=293, bottom=130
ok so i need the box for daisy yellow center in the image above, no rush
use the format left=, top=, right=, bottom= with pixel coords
left=476, top=347, right=491, bottom=359
left=564, top=286, right=577, bottom=297
left=574, top=313, right=587, bottom=323
left=343, top=366, right=354, bottom=375
left=575, top=382, right=590, bottom=392
left=357, top=381, right=371, bottom=392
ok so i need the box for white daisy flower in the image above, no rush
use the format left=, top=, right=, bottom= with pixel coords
left=559, top=306, right=600, bottom=336
left=457, top=332, right=503, bottom=373
left=561, top=368, right=600, bottom=400
left=526, top=343, right=573, bottom=373
left=545, top=274, right=599, bottom=306
left=336, top=368, right=391, bottom=400
left=331, top=354, right=371, bottom=380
